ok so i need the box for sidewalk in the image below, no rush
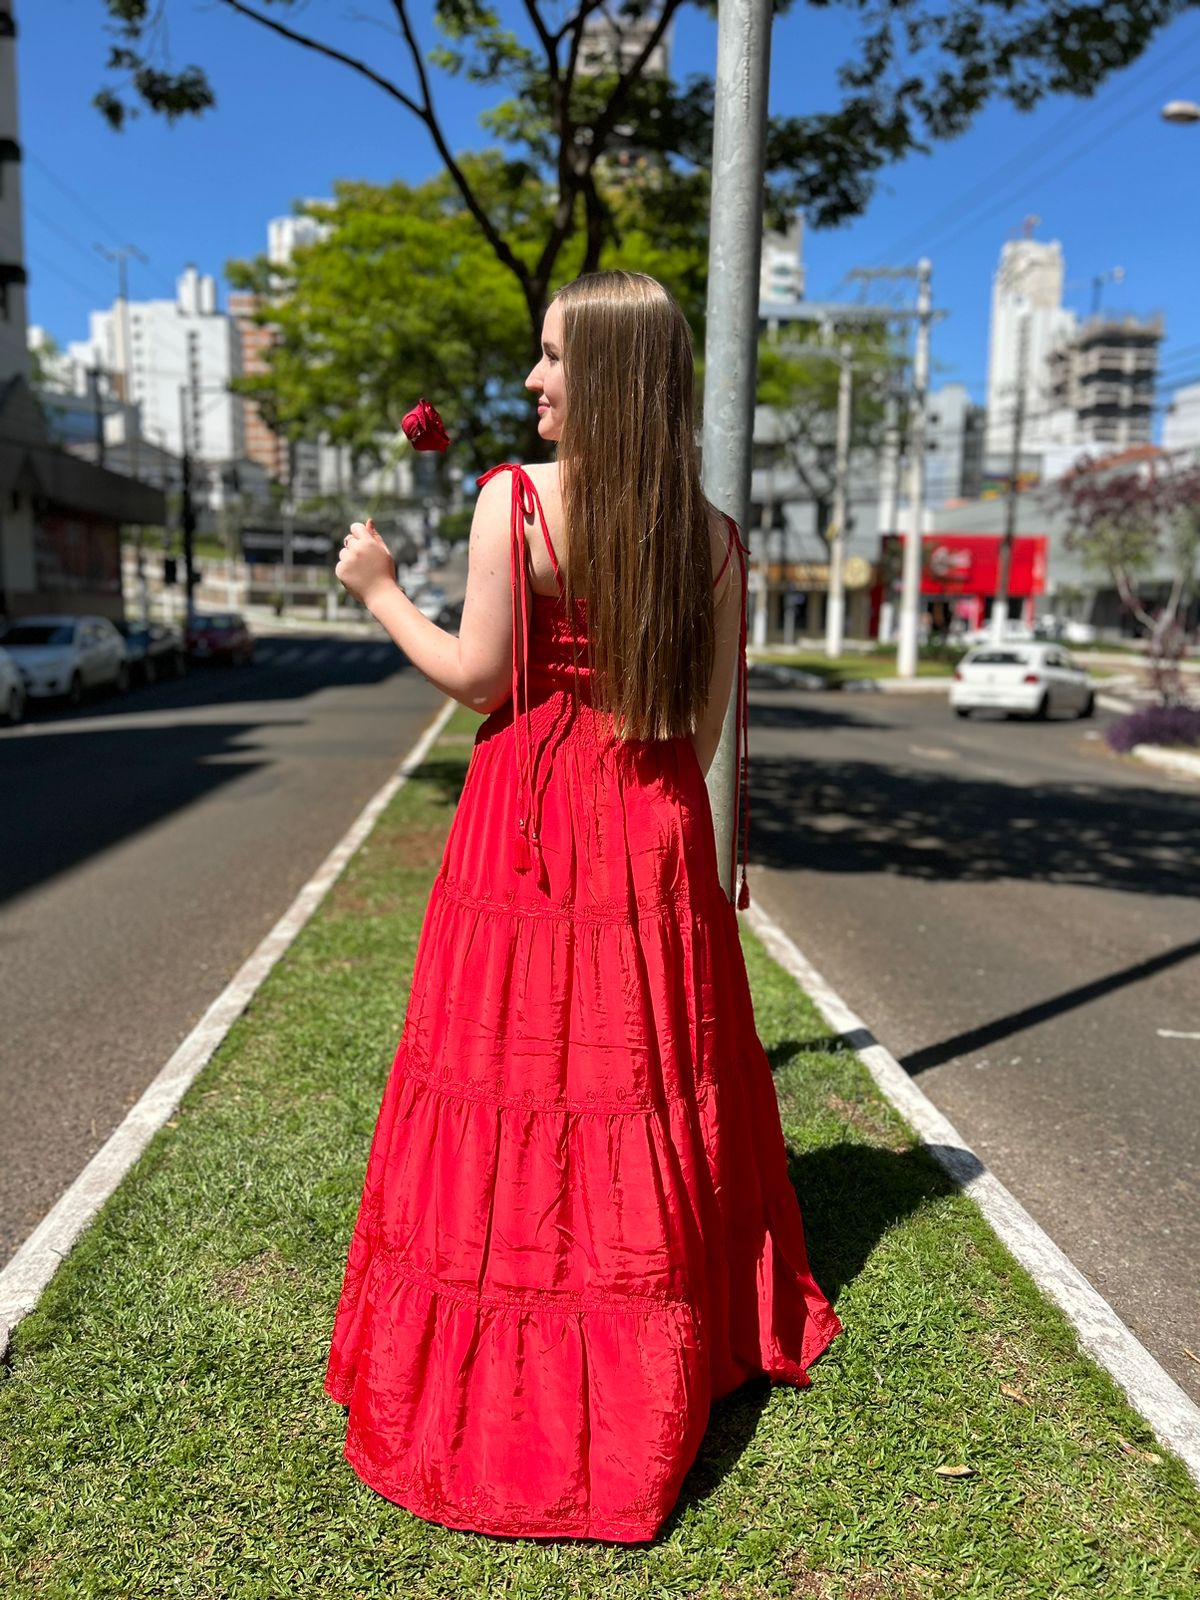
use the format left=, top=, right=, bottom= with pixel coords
left=2, top=705, right=1198, bottom=1597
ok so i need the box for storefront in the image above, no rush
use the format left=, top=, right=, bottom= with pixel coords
left=871, top=533, right=1048, bottom=640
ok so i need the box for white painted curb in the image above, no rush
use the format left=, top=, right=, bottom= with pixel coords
left=745, top=898, right=1200, bottom=1490
left=1131, top=744, right=1200, bottom=780
left=0, top=697, right=459, bottom=1359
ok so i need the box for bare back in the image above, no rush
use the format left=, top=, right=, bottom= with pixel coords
left=520, top=461, right=736, bottom=599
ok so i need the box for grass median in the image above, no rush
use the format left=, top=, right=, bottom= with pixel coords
left=2, top=703, right=1198, bottom=1599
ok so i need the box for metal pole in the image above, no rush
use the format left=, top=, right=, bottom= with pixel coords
left=897, top=258, right=932, bottom=679
left=700, top=0, right=773, bottom=901
left=992, top=313, right=1029, bottom=643
left=825, top=346, right=853, bottom=657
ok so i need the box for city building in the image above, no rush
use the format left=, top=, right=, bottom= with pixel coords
left=228, top=290, right=289, bottom=484
left=0, top=0, right=164, bottom=623
left=985, top=232, right=1163, bottom=461
left=759, top=215, right=805, bottom=306
left=984, top=235, right=1076, bottom=458
left=925, top=382, right=986, bottom=508
left=64, top=264, right=246, bottom=468
left=1043, top=313, right=1161, bottom=452
left=1162, top=381, right=1200, bottom=453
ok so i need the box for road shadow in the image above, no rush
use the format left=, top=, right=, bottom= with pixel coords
left=0, top=638, right=425, bottom=908
left=744, top=705, right=1197, bottom=903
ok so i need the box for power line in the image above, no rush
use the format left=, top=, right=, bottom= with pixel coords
left=866, top=31, right=1200, bottom=271
left=24, top=150, right=180, bottom=300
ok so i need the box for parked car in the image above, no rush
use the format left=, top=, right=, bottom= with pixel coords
left=434, top=598, right=465, bottom=634
left=0, top=614, right=130, bottom=706
left=0, top=645, right=26, bottom=724
left=411, top=584, right=447, bottom=622
left=113, top=619, right=188, bottom=685
left=1034, top=614, right=1098, bottom=646
left=951, top=643, right=1095, bottom=720
left=184, top=611, right=255, bottom=666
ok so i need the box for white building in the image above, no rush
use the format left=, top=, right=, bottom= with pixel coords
left=985, top=237, right=1076, bottom=458
left=759, top=215, right=805, bottom=306
left=64, top=265, right=246, bottom=467
left=268, top=207, right=332, bottom=268
left=1163, top=382, right=1200, bottom=452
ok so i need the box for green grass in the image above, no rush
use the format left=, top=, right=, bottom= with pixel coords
left=753, top=648, right=958, bottom=684
left=2, top=706, right=1198, bottom=1598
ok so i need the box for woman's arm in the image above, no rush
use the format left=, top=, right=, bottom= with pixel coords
left=690, top=521, right=744, bottom=777
left=362, top=473, right=521, bottom=715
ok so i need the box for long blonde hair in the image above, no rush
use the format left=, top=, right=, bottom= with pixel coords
left=553, top=271, right=718, bottom=742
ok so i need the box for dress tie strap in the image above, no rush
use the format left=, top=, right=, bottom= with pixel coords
left=476, top=462, right=542, bottom=875
left=728, top=518, right=752, bottom=910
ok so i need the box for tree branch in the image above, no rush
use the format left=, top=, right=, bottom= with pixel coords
left=216, top=0, right=425, bottom=119
left=521, top=0, right=558, bottom=83
left=588, top=0, right=684, bottom=154
left=387, top=1, right=535, bottom=315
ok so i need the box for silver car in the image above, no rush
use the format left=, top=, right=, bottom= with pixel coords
left=950, top=642, right=1095, bottom=721
left=0, top=614, right=130, bottom=706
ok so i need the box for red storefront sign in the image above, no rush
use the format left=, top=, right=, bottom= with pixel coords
left=879, top=533, right=1047, bottom=596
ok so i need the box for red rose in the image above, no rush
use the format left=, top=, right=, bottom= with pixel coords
left=401, top=397, right=451, bottom=453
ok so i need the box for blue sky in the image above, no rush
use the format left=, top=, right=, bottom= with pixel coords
left=15, top=1, right=1200, bottom=429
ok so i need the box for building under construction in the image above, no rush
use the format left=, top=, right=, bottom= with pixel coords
left=1044, top=313, right=1162, bottom=452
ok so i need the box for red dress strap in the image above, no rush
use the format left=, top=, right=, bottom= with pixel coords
left=724, top=514, right=752, bottom=910
left=475, top=462, right=550, bottom=876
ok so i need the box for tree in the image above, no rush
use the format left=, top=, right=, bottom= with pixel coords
left=1055, top=452, right=1200, bottom=705
left=755, top=323, right=904, bottom=548
left=96, top=0, right=1192, bottom=369
left=224, top=156, right=709, bottom=472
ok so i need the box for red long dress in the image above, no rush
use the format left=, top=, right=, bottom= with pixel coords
left=323, top=462, right=842, bottom=1541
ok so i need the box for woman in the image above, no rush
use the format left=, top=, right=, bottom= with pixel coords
left=327, top=270, right=842, bottom=1542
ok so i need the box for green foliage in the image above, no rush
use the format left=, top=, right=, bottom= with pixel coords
left=224, top=156, right=710, bottom=470
left=756, top=322, right=907, bottom=539
left=95, top=0, right=1194, bottom=230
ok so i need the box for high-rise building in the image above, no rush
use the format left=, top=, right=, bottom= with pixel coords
left=759, top=215, right=804, bottom=307
left=228, top=292, right=288, bottom=484
left=984, top=236, right=1076, bottom=458
left=65, top=265, right=245, bottom=466
left=1043, top=314, right=1162, bottom=452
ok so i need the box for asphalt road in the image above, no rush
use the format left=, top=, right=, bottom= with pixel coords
left=0, top=632, right=445, bottom=1265
left=742, top=684, right=1200, bottom=1403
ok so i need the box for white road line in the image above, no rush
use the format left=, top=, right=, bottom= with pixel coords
left=0, top=697, right=459, bottom=1358
left=1157, top=1029, right=1200, bottom=1041
left=745, top=895, right=1200, bottom=1489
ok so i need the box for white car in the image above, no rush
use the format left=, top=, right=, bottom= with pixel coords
left=0, top=646, right=25, bottom=724
left=0, top=614, right=130, bottom=706
left=950, top=642, right=1095, bottom=721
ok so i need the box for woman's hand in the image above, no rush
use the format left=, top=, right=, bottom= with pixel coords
left=336, top=518, right=397, bottom=610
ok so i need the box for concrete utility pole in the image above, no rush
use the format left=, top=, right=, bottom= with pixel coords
left=826, top=346, right=853, bottom=658
left=992, top=313, right=1029, bottom=643
left=700, top=0, right=772, bottom=902
left=98, top=242, right=150, bottom=624
left=178, top=385, right=198, bottom=632
left=897, top=258, right=932, bottom=680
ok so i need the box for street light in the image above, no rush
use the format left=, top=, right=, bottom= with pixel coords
left=1162, top=99, right=1200, bottom=124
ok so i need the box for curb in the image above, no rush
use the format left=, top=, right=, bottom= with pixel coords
left=745, top=897, right=1200, bottom=1490
left=0, top=698, right=459, bottom=1359
left=1131, top=744, right=1200, bottom=780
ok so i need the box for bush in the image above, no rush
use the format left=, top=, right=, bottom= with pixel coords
left=1104, top=704, right=1200, bottom=754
